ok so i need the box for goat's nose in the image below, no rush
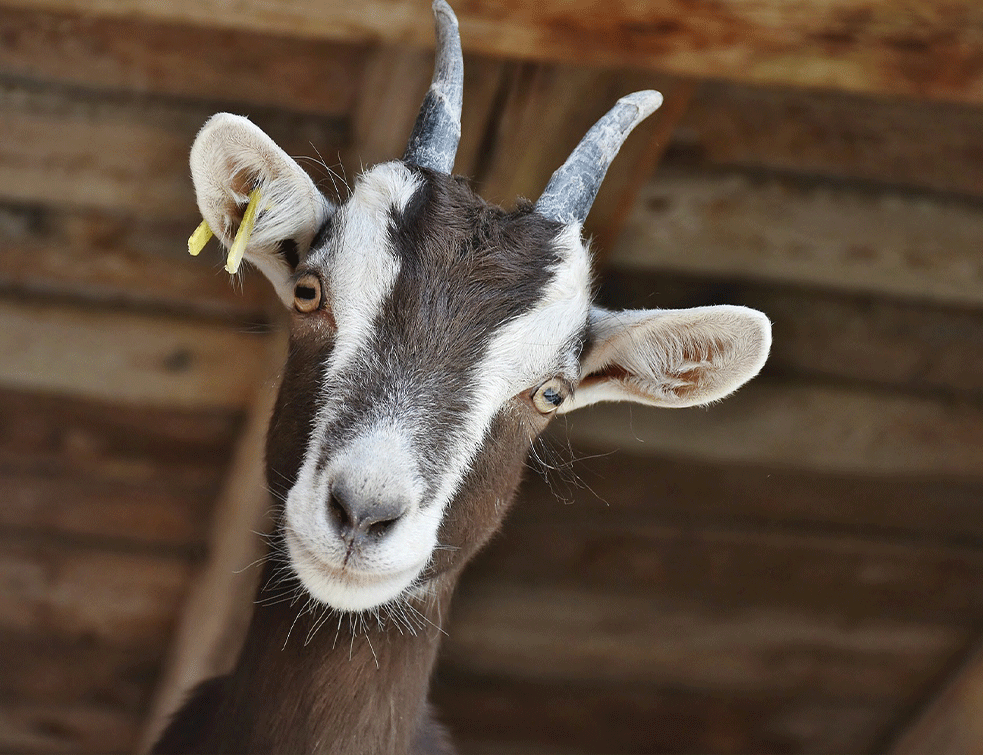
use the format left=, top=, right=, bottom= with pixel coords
left=327, top=482, right=408, bottom=547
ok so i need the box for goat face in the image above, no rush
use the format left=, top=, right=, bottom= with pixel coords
left=189, top=1, right=771, bottom=613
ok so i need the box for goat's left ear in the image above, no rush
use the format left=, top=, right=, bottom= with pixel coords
left=190, top=113, right=333, bottom=306
left=558, top=305, right=771, bottom=413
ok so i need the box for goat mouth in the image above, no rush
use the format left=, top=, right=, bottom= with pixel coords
left=285, top=531, right=426, bottom=611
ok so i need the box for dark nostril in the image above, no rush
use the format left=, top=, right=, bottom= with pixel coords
left=328, top=490, right=353, bottom=531
left=327, top=482, right=407, bottom=544
left=366, top=516, right=398, bottom=539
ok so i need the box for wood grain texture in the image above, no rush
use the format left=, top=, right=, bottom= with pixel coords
left=0, top=388, right=239, bottom=489
left=523, top=441, right=983, bottom=543
left=468, top=512, right=983, bottom=626
left=0, top=536, right=192, bottom=647
left=0, top=204, right=274, bottom=320
left=442, top=583, right=965, bottom=698
left=559, top=379, right=983, bottom=477
left=614, top=166, right=983, bottom=306
left=0, top=632, right=159, bottom=752
left=432, top=670, right=895, bottom=755
left=0, top=5, right=365, bottom=114
left=0, top=299, right=270, bottom=408
left=674, top=81, right=983, bottom=197
left=6, top=0, right=983, bottom=103
left=0, top=471, right=209, bottom=549
left=0, top=79, right=347, bottom=219
left=0, top=701, right=137, bottom=754
left=139, top=347, right=283, bottom=751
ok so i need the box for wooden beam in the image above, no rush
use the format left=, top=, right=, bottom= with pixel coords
left=516, top=446, right=983, bottom=543
left=138, top=337, right=284, bottom=752
left=0, top=299, right=270, bottom=409
left=469, top=512, right=983, bottom=626
left=674, top=81, right=983, bottom=199
left=888, top=639, right=983, bottom=754
left=0, top=5, right=365, bottom=115
left=0, top=388, right=239, bottom=490
left=558, top=379, right=983, bottom=478
left=6, top=0, right=983, bottom=104
left=0, top=471, right=210, bottom=549
left=0, top=80, right=346, bottom=219
left=433, top=670, right=894, bottom=754
left=0, top=204, right=273, bottom=320
left=0, top=535, right=193, bottom=647
left=0, top=701, right=137, bottom=754
left=443, top=583, right=965, bottom=698
left=614, top=167, right=983, bottom=307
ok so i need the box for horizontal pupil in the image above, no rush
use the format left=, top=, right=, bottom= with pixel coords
left=296, top=286, right=316, bottom=300
left=543, top=388, right=562, bottom=405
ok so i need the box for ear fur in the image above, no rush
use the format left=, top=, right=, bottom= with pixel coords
left=559, top=305, right=771, bottom=413
left=190, top=113, right=333, bottom=305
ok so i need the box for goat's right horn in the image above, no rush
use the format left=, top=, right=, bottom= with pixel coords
left=403, top=0, right=464, bottom=174
left=535, top=90, right=663, bottom=226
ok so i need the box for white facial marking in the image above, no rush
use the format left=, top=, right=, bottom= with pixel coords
left=429, top=223, right=591, bottom=509
left=287, top=184, right=591, bottom=613
left=285, top=422, right=435, bottom=612
left=307, top=162, right=420, bottom=379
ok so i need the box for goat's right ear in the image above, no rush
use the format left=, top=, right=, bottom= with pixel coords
left=190, top=113, right=333, bottom=306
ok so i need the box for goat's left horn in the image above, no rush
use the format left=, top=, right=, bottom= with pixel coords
left=535, top=90, right=663, bottom=226
left=403, top=0, right=464, bottom=174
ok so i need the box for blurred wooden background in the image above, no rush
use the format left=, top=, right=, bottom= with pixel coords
left=3, top=1, right=983, bottom=753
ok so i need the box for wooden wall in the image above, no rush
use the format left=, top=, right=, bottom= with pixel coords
left=2, top=1, right=983, bottom=753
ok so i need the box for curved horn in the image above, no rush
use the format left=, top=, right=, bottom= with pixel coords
left=403, top=0, right=464, bottom=174
left=535, top=90, right=663, bottom=226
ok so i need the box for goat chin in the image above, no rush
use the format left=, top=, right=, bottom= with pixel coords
left=286, top=532, right=428, bottom=612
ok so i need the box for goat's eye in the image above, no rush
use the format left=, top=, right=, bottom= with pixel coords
left=531, top=378, right=569, bottom=414
left=293, top=273, right=322, bottom=313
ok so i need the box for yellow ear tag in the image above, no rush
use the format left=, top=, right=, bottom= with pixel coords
left=188, top=220, right=213, bottom=257
left=225, top=186, right=263, bottom=275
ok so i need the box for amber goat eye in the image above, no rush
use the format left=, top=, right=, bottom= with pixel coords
left=293, top=274, right=322, bottom=313
left=532, top=378, right=569, bottom=414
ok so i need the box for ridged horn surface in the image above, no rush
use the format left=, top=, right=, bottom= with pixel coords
left=402, top=0, right=464, bottom=174
left=535, top=90, right=664, bottom=226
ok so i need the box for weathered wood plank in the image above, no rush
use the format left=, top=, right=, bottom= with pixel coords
left=0, top=471, right=209, bottom=549
left=0, top=388, right=238, bottom=490
left=0, top=701, right=137, bottom=754
left=0, top=5, right=364, bottom=115
left=139, top=357, right=283, bottom=751
left=559, top=379, right=983, bottom=478
left=600, top=270, right=983, bottom=400
left=0, top=631, right=160, bottom=710
left=468, top=510, right=983, bottom=626
left=519, top=444, right=983, bottom=543
left=614, top=167, right=983, bottom=307
left=0, top=298, right=270, bottom=409
left=888, top=639, right=983, bottom=754
left=432, top=670, right=894, bottom=755
left=7, top=0, right=983, bottom=104
left=674, top=81, right=983, bottom=198
left=0, top=79, right=346, bottom=218
left=0, top=536, right=193, bottom=647
left=443, top=584, right=966, bottom=698
left=0, top=204, right=274, bottom=320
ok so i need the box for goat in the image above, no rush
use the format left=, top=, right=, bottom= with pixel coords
left=153, top=2, right=771, bottom=752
